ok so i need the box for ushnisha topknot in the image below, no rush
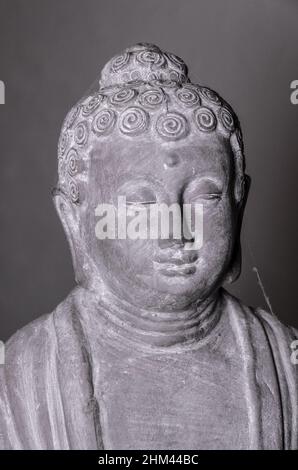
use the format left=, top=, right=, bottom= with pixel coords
left=56, top=43, right=245, bottom=205
left=99, top=43, right=189, bottom=87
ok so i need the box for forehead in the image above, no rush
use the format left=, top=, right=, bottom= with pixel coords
left=90, top=133, right=232, bottom=185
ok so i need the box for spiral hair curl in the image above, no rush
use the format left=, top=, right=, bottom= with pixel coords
left=56, top=43, right=245, bottom=205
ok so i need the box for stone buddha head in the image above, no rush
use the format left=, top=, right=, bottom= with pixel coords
left=53, top=43, right=249, bottom=311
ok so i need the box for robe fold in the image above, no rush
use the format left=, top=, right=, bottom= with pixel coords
left=0, top=288, right=297, bottom=449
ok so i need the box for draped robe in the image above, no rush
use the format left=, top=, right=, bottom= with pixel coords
left=0, top=288, right=297, bottom=449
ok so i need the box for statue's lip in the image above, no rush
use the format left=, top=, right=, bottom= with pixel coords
left=153, top=254, right=198, bottom=276
left=154, top=261, right=197, bottom=276
left=154, top=250, right=198, bottom=265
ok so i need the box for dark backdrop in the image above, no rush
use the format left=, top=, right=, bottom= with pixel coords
left=0, top=0, right=297, bottom=341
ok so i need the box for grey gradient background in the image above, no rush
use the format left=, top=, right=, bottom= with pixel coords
left=0, top=0, right=297, bottom=341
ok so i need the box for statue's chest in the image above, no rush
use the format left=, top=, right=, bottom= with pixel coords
left=94, top=344, right=249, bottom=449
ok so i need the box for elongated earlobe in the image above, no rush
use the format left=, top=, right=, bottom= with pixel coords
left=52, top=190, right=86, bottom=285
left=224, top=241, right=242, bottom=284
left=224, top=174, right=250, bottom=284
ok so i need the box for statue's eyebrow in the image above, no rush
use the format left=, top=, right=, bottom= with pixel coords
left=117, top=175, right=161, bottom=192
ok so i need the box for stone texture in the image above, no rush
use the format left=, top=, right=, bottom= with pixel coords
left=0, top=43, right=297, bottom=449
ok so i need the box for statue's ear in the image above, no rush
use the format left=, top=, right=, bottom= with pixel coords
left=52, top=189, right=84, bottom=284
left=238, top=174, right=251, bottom=212
left=224, top=174, right=251, bottom=284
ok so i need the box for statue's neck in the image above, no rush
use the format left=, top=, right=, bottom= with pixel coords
left=79, top=285, right=223, bottom=350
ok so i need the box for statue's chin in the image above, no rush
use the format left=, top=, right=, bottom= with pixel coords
left=85, top=263, right=221, bottom=311
left=133, top=272, right=214, bottom=309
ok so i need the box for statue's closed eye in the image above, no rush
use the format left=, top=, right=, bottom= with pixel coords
left=195, top=192, right=222, bottom=200
left=184, top=179, right=223, bottom=203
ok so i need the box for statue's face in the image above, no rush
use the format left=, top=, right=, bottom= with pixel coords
left=83, top=133, right=238, bottom=310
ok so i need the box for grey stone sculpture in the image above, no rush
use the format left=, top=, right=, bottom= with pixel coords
left=0, top=43, right=297, bottom=450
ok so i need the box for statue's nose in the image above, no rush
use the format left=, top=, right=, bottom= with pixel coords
left=157, top=196, right=195, bottom=249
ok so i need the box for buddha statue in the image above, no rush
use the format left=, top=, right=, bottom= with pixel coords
left=0, top=43, right=297, bottom=450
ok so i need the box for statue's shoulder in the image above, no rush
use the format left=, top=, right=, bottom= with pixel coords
left=3, top=289, right=79, bottom=369
left=3, top=312, right=56, bottom=369
left=253, top=306, right=298, bottom=341
left=0, top=288, right=97, bottom=449
left=223, top=290, right=298, bottom=449
left=222, top=288, right=298, bottom=341
left=0, top=310, right=58, bottom=448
